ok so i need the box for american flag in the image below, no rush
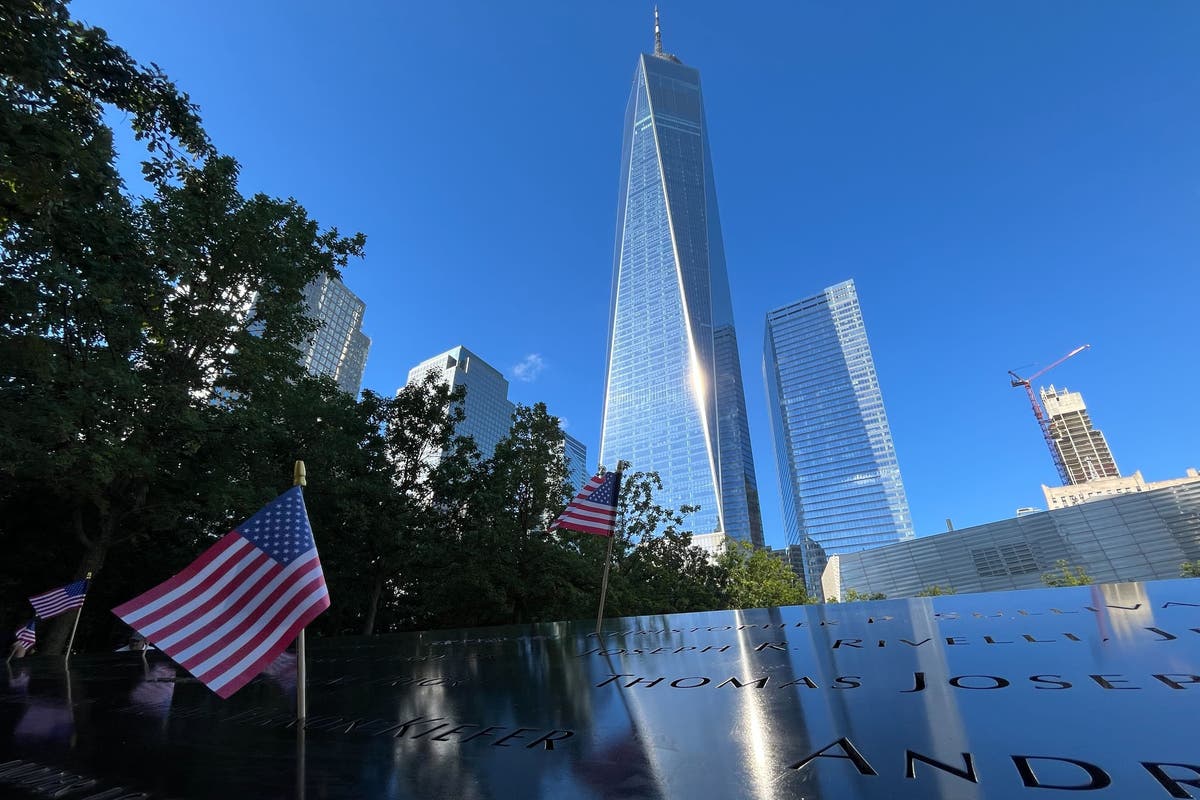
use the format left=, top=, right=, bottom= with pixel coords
left=548, top=471, right=622, bottom=536
left=112, top=486, right=330, bottom=699
left=14, top=621, right=36, bottom=649
left=28, top=579, right=88, bottom=619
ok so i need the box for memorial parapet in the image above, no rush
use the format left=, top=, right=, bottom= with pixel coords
left=2, top=579, right=1198, bottom=798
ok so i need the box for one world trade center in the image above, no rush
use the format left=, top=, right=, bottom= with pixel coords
left=600, top=13, right=763, bottom=551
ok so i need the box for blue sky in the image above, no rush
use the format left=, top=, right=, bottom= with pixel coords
left=76, top=1, right=1200, bottom=549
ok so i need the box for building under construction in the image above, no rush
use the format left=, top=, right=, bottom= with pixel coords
left=1040, top=385, right=1119, bottom=484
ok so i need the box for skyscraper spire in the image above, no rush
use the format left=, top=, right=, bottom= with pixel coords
left=650, top=6, right=680, bottom=62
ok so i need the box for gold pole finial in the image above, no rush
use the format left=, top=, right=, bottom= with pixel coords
left=293, top=460, right=307, bottom=487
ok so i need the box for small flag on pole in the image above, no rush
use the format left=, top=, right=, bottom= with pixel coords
left=549, top=471, right=622, bottom=536
left=28, top=579, right=89, bottom=620
left=112, top=486, right=330, bottom=699
left=15, top=621, right=37, bottom=650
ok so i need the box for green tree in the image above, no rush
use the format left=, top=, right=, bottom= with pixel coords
left=410, top=402, right=580, bottom=629
left=1042, top=560, right=1092, bottom=587
left=717, top=541, right=809, bottom=609
left=609, top=468, right=724, bottom=616
left=483, top=402, right=577, bottom=624
left=916, top=585, right=956, bottom=597
left=829, top=588, right=887, bottom=603
left=0, top=1, right=364, bottom=649
left=1180, top=561, right=1200, bottom=578
left=359, top=374, right=474, bottom=634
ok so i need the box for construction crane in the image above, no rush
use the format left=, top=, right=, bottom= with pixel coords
left=1008, top=344, right=1091, bottom=486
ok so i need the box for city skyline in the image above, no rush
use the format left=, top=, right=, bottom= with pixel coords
left=599, top=25, right=763, bottom=551
left=78, top=2, right=1200, bottom=548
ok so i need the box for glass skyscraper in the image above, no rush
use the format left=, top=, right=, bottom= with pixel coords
left=764, top=280, right=914, bottom=594
left=600, top=20, right=763, bottom=551
left=406, top=346, right=515, bottom=463
left=299, top=274, right=370, bottom=395
left=562, top=432, right=590, bottom=494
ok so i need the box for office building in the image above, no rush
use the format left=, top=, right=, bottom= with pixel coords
left=825, top=480, right=1200, bottom=599
left=599, top=13, right=763, bottom=553
left=1043, top=467, right=1200, bottom=510
left=1041, top=385, right=1120, bottom=484
left=407, top=346, right=515, bottom=462
left=770, top=539, right=827, bottom=588
left=764, top=279, right=914, bottom=595
left=562, top=433, right=590, bottom=494
left=299, top=275, right=370, bottom=395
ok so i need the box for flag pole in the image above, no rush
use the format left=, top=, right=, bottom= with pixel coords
left=595, top=533, right=615, bottom=636
left=293, top=460, right=308, bottom=723
left=63, top=572, right=92, bottom=666
left=594, top=468, right=623, bottom=636
left=293, top=460, right=309, bottom=800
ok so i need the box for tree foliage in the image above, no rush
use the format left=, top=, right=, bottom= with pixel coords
left=1181, top=561, right=1200, bottom=579
left=1, top=2, right=827, bottom=652
left=716, top=541, right=809, bottom=609
left=916, top=585, right=956, bottom=597
left=1041, top=560, right=1092, bottom=587
left=829, top=588, right=887, bottom=603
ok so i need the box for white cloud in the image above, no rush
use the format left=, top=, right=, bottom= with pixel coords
left=511, top=353, right=546, bottom=383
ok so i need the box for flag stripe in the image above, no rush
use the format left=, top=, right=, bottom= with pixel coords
left=205, top=582, right=330, bottom=696
left=135, top=545, right=272, bottom=639
left=114, top=536, right=252, bottom=625
left=199, top=578, right=328, bottom=695
left=559, top=501, right=617, bottom=519
left=150, top=553, right=276, bottom=650
left=209, top=591, right=330, bottom=699
left=554, top=519, right=615, bottom=535
left=554, top=513, right=614, bottom=532
left=571, top=477, right=604, bottom=495
left=177, top=555, right=323, bottom=668
left=556, top=506, right=617, bottom=522
left=566, top=482, right=604, bottom=502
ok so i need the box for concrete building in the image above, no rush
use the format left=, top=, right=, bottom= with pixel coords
left=406, top=346, right=515, bottom=462
left=299, top=275, right=370, bottom=395
left=1041, top=385, right=1119, bottom=484
left=764, top=280, right=914, bottom=596
left=1043, top=467, right=1200, bottom=510
left=823, top=481, right=1200, bottom=600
